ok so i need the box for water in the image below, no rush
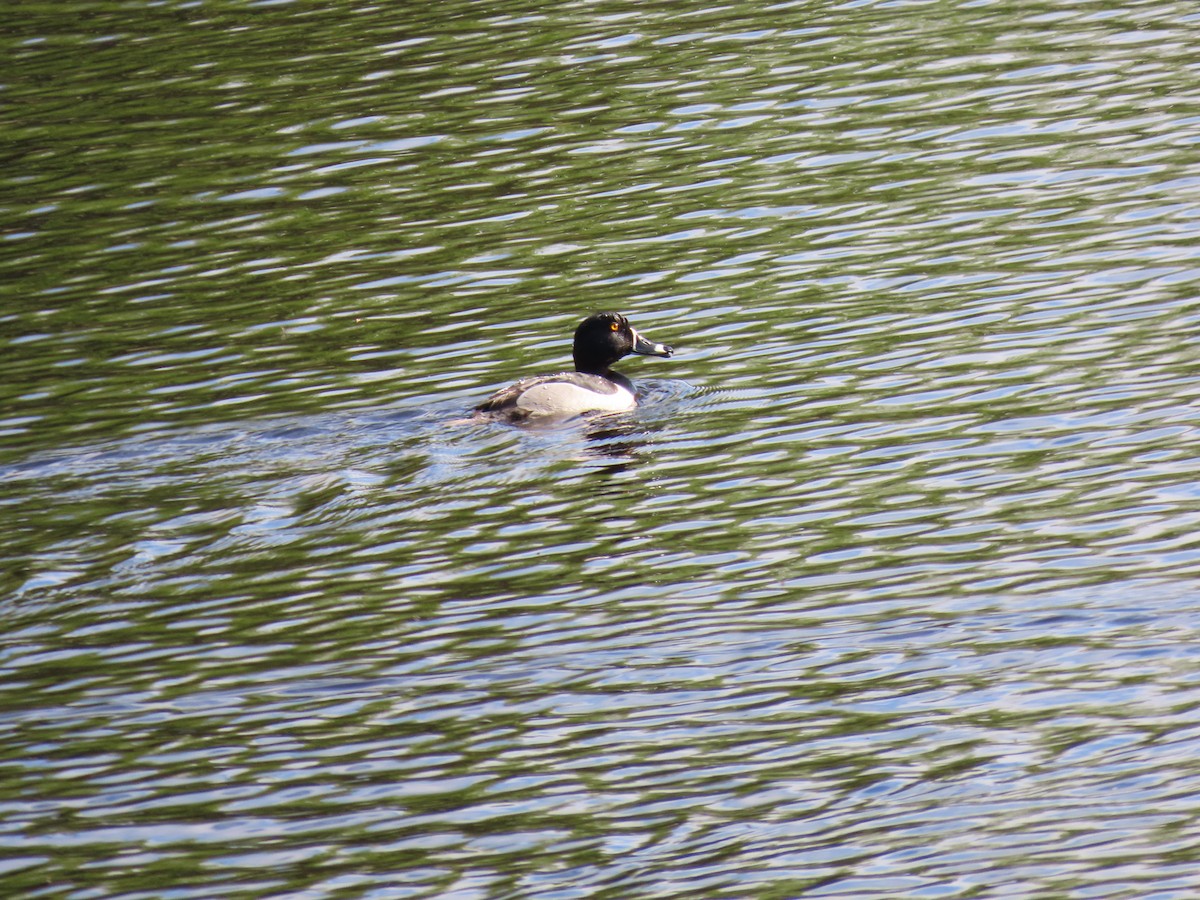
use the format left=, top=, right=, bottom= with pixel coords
left=5, top=0, right=1200, bottom=896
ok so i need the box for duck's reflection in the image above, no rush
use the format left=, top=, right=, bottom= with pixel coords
left=580, top=416, right=646, bottom=468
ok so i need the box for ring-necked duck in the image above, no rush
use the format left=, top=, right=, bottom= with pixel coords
left=475, top=312, right=674, bottom=421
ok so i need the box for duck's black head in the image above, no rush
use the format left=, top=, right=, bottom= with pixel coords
left=572, top=312, right=673, bottom=375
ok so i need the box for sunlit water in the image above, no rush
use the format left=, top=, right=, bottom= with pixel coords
left=5, top=0, right=1200, bottom=896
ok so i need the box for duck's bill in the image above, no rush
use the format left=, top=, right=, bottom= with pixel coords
left=631, top=329, right=673, bottom=358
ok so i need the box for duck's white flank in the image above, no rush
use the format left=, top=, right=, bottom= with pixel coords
left=515, top=380, right=635, bottom=416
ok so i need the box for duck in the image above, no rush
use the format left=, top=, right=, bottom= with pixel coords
left=475, top=312, right=674, bottom=421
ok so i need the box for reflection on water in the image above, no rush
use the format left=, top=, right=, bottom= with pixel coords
left=5, top=0, right=1200, bottom=896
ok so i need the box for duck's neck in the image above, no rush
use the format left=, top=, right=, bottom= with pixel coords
left=601, top=369, right=634, bottom=392
left=574, top=356, right=633, bottom=388
left=573, top=351, right=612, bottom=376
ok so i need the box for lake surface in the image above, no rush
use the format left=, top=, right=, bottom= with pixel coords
left=5, top=0, right=1200, bottom=896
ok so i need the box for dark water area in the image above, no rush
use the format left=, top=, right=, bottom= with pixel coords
left=5, top=1, right=1200, bottom=896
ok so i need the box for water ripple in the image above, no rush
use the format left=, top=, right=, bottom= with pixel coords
left=5, top=0, right=1200, bottom=896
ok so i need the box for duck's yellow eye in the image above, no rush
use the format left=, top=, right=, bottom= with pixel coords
left=610, top=322, right=619, bottom=331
